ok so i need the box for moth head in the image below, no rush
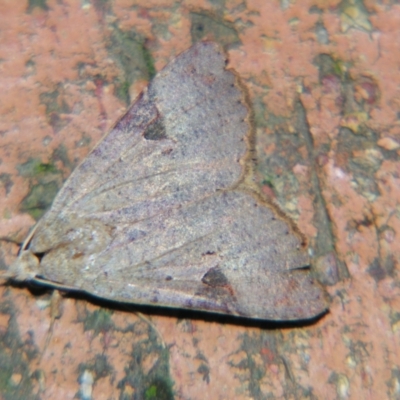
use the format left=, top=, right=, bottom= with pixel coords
left=5, top=250, right=39, bottom=282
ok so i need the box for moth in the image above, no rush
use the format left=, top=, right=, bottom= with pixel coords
left=7, top=42, right=329, bottom=321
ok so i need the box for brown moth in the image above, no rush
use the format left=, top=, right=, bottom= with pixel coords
left=7, top=42, right=329, bottom=321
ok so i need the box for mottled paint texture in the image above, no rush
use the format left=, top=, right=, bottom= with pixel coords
left=1, top=1, right=399, bottom=399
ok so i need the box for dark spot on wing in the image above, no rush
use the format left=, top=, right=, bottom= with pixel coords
left=201, top=266, right=229, bottom=287
left=143, top=116, right=167, bottom=140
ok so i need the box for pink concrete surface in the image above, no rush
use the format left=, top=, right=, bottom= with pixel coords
left=0, top=1, right=399, bottom=399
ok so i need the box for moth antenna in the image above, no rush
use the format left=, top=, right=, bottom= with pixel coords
left=22, top=290, right=64, bottom=394
left=39, top=290, right=63, bottom=363
left=136, top=312, right=166, bottom=349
